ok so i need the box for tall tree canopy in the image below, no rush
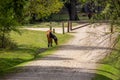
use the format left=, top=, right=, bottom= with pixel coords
left=28, top=0, right=63, bottom=21
left=63, top=0, right=79, bottom=20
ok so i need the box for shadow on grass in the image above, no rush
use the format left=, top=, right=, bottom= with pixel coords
left=0, top=58, right=29, bottom=76
left=0, top=45, right=49, bottom=76
left=8, top=45, right=49, bottom=59
left=93, top=74, right=112, bottom=80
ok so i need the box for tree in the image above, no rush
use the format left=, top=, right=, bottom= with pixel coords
left=12, top=0, right=28, bottom=23
left=27, top=0, right=63, bottom=22
left=64, top=0, right=79, bottom=20
left=63, top=0, right=93, bottom=20
left=0, top=0, right=26, bottom=48
left=92, top=0, right=120, bottom=33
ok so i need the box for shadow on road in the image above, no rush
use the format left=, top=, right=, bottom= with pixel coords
left=41, top=56, right=73, bottom=60
left=58, top=45, right=117, bottom=51
left=1, top=65, right=112, bottom=80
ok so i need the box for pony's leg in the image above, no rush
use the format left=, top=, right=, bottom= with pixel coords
left=50, top=38, right=53, bottom=47
left=48, top=42, right=49, bottom=47
left=48, top=38, right=52, bottom=47
left=48, top=43, right=50, bottom=47
left=50, top=43, right=52, bottom=47
left=54, top=39, right=58, bottom=45
left=48, top=38, right=50, bottom=47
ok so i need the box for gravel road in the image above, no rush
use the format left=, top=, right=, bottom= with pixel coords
left=1, top=23, right=117, bottom=80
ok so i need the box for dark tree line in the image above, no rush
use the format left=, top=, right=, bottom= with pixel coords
left=64, top=0, right=79, bottom=20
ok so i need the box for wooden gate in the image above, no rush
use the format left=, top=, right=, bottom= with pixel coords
left=67, top=21, right=91, bottom=31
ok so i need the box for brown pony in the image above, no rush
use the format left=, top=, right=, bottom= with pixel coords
left=46, top=30, right=58, bottom=47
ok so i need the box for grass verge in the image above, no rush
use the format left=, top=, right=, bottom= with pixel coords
left=0, top=29, right=72, bottom=76
left=93, top=35, right=120, bottom=80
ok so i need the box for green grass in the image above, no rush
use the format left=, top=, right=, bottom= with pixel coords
left=0, top=29, right=72, bottom=76
left=93, top=35, right=120, bottom=80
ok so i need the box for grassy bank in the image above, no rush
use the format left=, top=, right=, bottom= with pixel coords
left=93, top=35, right=120, bottom=80
left=0, top=30, right=72, bottom=76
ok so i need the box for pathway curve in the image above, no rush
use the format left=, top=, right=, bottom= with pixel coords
left=1, top=23, right=117, bottom=80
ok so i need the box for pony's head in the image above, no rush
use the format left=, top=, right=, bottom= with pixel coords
left=54, top=39, right=58, bottom=45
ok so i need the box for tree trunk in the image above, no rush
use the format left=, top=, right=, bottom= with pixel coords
left=65, top=0, right=79, bottom=20
left=1, top=30, right=5, bottom=48
left=30, top=13, right=37, bottom=23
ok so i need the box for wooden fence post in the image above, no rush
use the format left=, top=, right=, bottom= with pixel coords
left=67, top=21, right=70, bottom=32
left=110, top=24, right=113, bottom=33
left=70, top=21, right=72, bottom=31
left=53, top=29, right=55, bottom=33
left=62, top=22, right=65, bottom=34
left=50, top=22, right=52, bottom=30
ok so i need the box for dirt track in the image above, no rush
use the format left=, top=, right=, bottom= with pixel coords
left=1, top=23, right=117, bottom=80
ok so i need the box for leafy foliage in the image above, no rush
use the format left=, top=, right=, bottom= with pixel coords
left=92, top=0, right=120, bottom=24
left=0, top=0, right=28, bottom=48
left=0, top=0, right=18, bottom=48
left=27, top=0, right=63, bottom=21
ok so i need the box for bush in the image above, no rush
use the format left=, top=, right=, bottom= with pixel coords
left=0, top=35, right=16, bottom=49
